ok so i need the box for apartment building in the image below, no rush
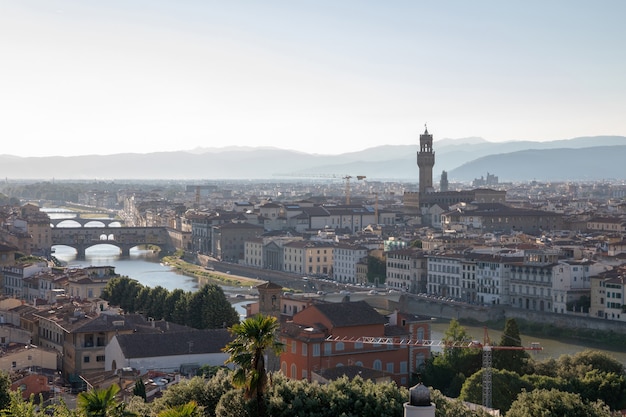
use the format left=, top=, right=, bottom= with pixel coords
left=386, top=248, right=427, bottom=293
left=2, top=261, right=49, bottom=301
left=426, top=253, right=464, bottom=298
left=590, top=267, right=626, bottom=321
left=508, top=250, right=559, bottom=312
left=211, top=222, right=264, bottom=262
left=283, top=241, right=334, bottom=276
left=279, top=301, right=430, bottom=386
left=552, top=260, right=606, bottom=314
left=333, top=243, right=368, bottom=284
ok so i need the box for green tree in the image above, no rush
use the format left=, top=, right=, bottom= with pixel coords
left=147, top=286, right=169, bottom=319
left=460, top=368, right=532, bottom=413
left=223, top=314, right=284, bottom=417
left=132, top=379, right=146, bottom=402
left=196, top=365, right=229, bottom=378
left=574, top=369, right=626, bottom=410
left=0, top=371, right=11, bottom=411
left=101, top=277, right=142, bottom=313
left=493, top=318, right=530, bottom=375
left=504, top=389, right=611, bottom=417
left=430, top=388, right=491, bottom=417
left=76, top=384, right=121, bottom=417
left=134, top=286, right=152, bottom=315
left=152, top=369, right=232, bottom=417
left=554, top=350, right=624, bottom=379
left=442, top=319, right=482, bottom=377
left=186, top=285, right=238, bottom=329
left=421, top=319, right=481, bottom=397
left=367, top=255, right=386, bottom=285
left=163, top=289, right=186, bottom=322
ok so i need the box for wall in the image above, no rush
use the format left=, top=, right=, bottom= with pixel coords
left=393, top=295, right=626, bottom=335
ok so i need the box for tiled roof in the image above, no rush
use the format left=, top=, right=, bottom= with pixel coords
left=309, top=301, right=387, bottom=328
left=114, top=329, right=232, bottom=358
left=256, top=281, right=283, bottom=290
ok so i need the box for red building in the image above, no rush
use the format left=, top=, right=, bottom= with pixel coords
left=279, top=300, right=431, bottom=386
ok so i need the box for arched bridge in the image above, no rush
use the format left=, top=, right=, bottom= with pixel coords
left=50, top=213, right=123, bottom=228
left=51, top=227, right=175, bottom=258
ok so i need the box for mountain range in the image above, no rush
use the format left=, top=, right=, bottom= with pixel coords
left=1, top=136, right=625, bottom=182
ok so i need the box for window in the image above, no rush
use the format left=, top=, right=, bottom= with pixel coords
left=400, top=361, right=407, bottom=373
left=335, top=342, right=344, bottom=351
left=84, top=356, right=90, bottom=363
left=313, top=344, right=320, bottom=357
left=291, top=341, right=297, bottom=354
left=324, top=342, right=332, bottom=355
left=96, top=355, right=105, bottom=362
left=290, top=364, right=297, bottom=378
left=373, top=360, right=382, bottom=371
left=302, top=343, right=307, bottom=356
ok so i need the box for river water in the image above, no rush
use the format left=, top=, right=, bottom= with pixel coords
left=47, top=209, right=626, bottom=363
left=429, top=317, right=626, bottom=366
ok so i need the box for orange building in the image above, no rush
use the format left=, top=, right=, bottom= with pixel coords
left=279, top=300, right=430, bottom=386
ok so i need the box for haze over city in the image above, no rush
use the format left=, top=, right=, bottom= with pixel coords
left=2, top=1, right=625, bottom=157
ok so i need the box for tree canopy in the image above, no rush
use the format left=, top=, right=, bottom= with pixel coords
left=101, top=277, right=239, bottom=330
left=504, top=389, right=611, bottom=417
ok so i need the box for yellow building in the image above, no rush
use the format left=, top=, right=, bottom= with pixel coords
left=283, top=241, right=334, bottom=277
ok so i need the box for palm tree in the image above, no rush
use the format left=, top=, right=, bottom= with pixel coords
left=157, top=401, right=199, bottom=417
left=76, top=384, right=121, bottom=417
left=223, top=314, right=284, bottom=417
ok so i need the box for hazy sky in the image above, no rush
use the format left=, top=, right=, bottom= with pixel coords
left=2, top=1, right=625, bottom=157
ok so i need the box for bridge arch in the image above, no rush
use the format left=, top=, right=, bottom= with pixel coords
left=50, top=218, right=124, bottom=228
left=51, top=226, right=175, bottom=259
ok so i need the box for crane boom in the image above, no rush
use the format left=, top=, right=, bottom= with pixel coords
left=326, top=330, right=542, bottom=410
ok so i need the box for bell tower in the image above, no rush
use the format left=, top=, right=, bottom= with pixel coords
left=417, top=125, right=435, bottom=194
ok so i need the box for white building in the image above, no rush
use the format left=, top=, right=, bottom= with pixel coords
left=333, top=243, right=368, bottom=284
left=426, top=254, right=464, bottom=298
left=2, top=261, right=49, bottom=301
left=508, top=250, right=559, bottom=312
left=552, top=259, right=607, bottom=314
left=105, top=329, right=233, bottom=375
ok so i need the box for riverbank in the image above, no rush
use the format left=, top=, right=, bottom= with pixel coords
left=161, top=255, right=264, bottom=288
left=471, top=317, right=626, bottom=352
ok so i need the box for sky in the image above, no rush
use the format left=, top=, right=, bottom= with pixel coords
left=1, top=1, right=625, bottom=157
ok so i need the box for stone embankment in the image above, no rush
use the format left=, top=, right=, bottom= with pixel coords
left=395, top=295, right=626, bottom=335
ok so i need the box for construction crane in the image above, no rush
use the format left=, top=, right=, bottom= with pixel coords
left=274, top=172, right=366, bottom=204
left=326, top=327, right=542, bottom=410
left=343, top=175, right=366, bottom=205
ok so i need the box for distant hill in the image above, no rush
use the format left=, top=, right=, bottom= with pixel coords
left=0, top=135, right=624, bottom=181
left=448, top=145, right=626, bottom=182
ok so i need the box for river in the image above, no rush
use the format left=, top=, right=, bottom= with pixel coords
left=429, top=318, right=626, bottom=366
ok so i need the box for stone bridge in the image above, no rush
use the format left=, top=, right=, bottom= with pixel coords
left=50, top=213, right=123, bottom=228
left=51, top=227, right=176, bottom=258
